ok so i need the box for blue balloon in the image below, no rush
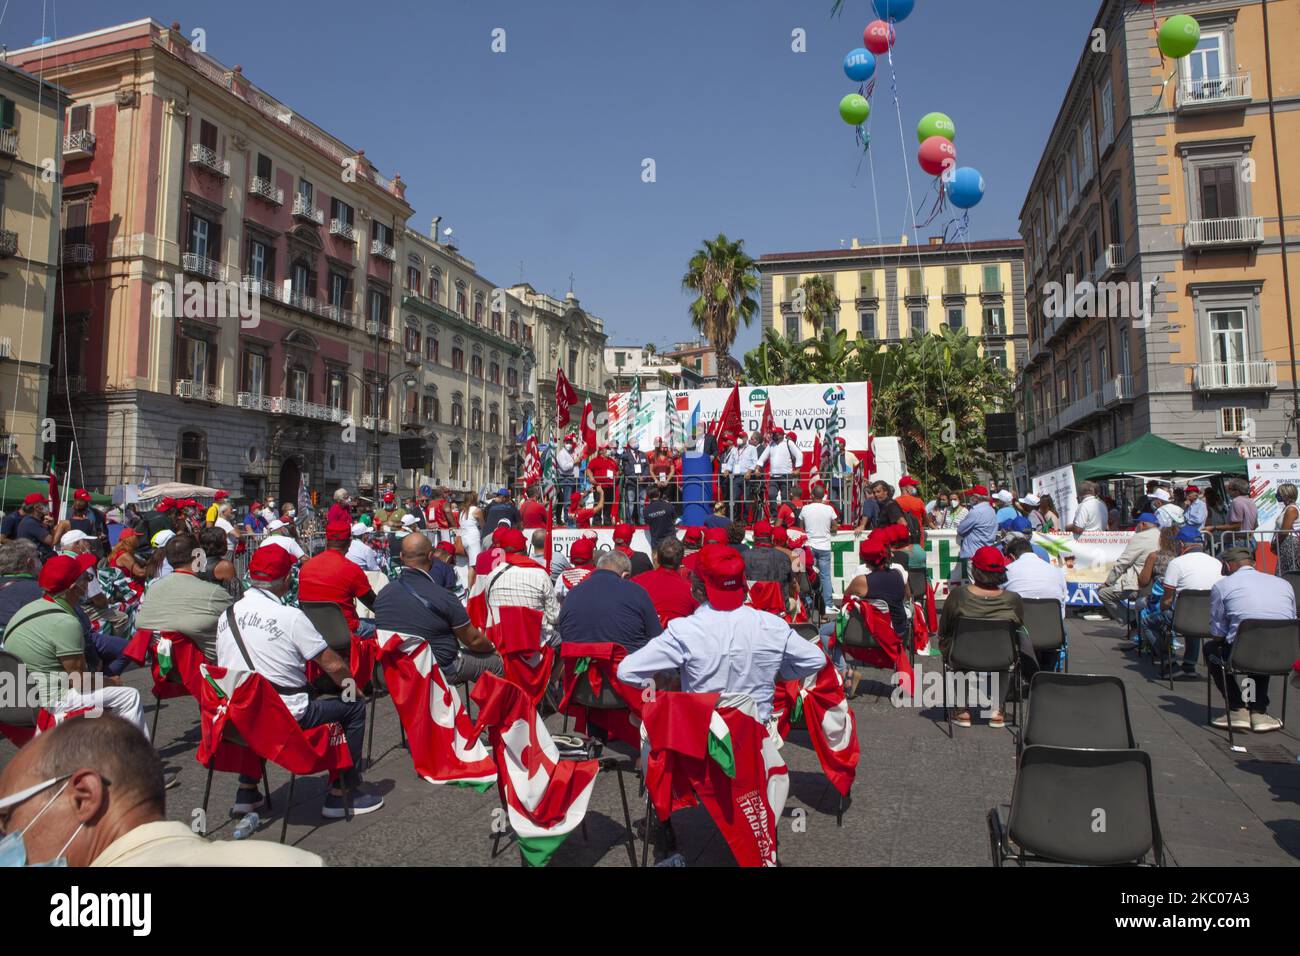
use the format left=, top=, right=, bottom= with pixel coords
left=947, top=167, right=985, bottom=209
left=843, top=48, right=876, bottom=83
left=872, top=0, right=915, bottom=22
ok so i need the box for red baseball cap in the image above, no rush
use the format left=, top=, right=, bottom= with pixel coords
left=899, top=475, right=919, bottom=488
left=157, top=497, right=176, bottom=512
left=119, top=528, right=138, bottom=540
left=772, top=427, right=784, bottom=436
left=771, top=527, right=790, bottom=548
left=703, top=527, right=730, bottom=546
left=972, top=546, right=1009, bottom=574
left=38, top=553, right=96, bottom=593
left=569, top=491, right=582, bottom=507
left=1185, top=485, right=1201, bottom=493
left=694, top=544, right=748, bottom=611
left=73, top=489, right=92, bottom=502
left=249, top=546, right=296, bottom=582
left=785, top=431, right=798, bottom=442
left=859, top=539, right=887, bottom=564
left=752, top=520, right=774, bottom=542
left=965, top=485, right=990, bottom=497
left=214, top=490, right=230, bottom=500
left=23, top=493, right=47, bottom=506
left=613, top=523, right=634, bottom=546
left=435, top=541, right=457, bottom=557
left=325, top=519, right=351, bottom=541
left=682, top=527, right=703, bottom=548
left=496, top=527, right=527, bottom=552
left=570, top=537, right=596, bottom=565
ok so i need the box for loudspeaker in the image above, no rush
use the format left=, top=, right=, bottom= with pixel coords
left=984, top=413, right=1018, bottom=453
left=399, top=437, right=428, bottom=469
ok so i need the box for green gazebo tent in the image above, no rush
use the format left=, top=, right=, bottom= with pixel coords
left=1073, top=433, right=1248, bottom=483
left=0, top=476, right=112, bottom=511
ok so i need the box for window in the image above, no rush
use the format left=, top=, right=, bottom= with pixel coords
left=177, top=334, right=214, bottom=384
left=1081, top=118, right=1095, bottom=181
left=405, top=327, right=420, bottom=352
left=426, top=334, right=438, bottom=362
left=1047, top=192, right=1057, bottom=232
left=1088, top=230, right=1101, bottom=269
left=471, top=354, right=483, bottom=378
left=287, top=366, right=309, bottom=402
left=509, top=315, right=519, bottom=339
left=1082, top=356, right=1093, bottom=394
left=1183, top=30, right=1226, bottom=94
left=429, top=270, right=441, bottom=302
left=368, top=289, right=389, bottom=326
left=0, top=96, right=15, bottom=130
left=422, top=392, right=437, bottom=422
left=1209, top=309, right=1247, bottom=365
left=490, top=410, right=500, bottom=433
left=291, top=260, right=312, bottom=297
left=473, top=296, right=484, bottom=325
left=1221, top=407, right=1248, bottom=436
left=983, top=306, right=1005, bottom=335
left=1068, top=139, right=1079, bottom=198
left=330, top=197, right=353, bottom=226
left=328, top=271, right=350, bottom=309
left=945, top=267, right=962, bottom=294
left=1119, top=328, right=1131, bottom=377
left=982, top=265, right=1000, bottom=293
left=987, top=348, right=1007, bottom=370
left=492, top=310, right=503, bottom=333
left=1057, top=167, right=1068, bottom=214
left=256, top=153, right=273, bottom=181
left=785, top=276, right=800, bottom=302
left=1108, top=195, right=1122, bottom=247
left=1100, top=78, right=1114, bottom=145
left=241, top=350, right=267, bottom=396
left=489, top=361, right=500, bottom=384
left=506, top=367, right=518, bottom=389
left=450, top=450, right=460, bottom=480
left=188, top=213, right=216, bottom=259
left=568, top=349, right=578, bottom=381
left=784, top=314, right=799, bottom=338
left=858, top=271, right=875, bottom=297
left=298, top=179, right=313, bottom=205
left=68, top=104, right=90, bottom=135
left=471, top=406, right=483, bottom=431
left=371, top=221, right=393, bottom=247
left=947, top=307, right=964, bottom=331
left=451, top=397, right=464, bottom=427
left=407, top=266, right=421, bottom=292
left=1099, top=344, right=1110, bottom=382
left=247, top=239, right=271, bottom=281
left=1198, top=165, right=1239, bottom=220
left=198, top=119, right=218, bottom=152
left=452, top=347, right=465, bottom=371
left=327, top=370, right=347, bottom=411
left=907, top=268, right=924, bottom=296
left=455, top=283, right=467, bottom=316
left=859, top=312, right=876, bottom=339
left=177, top=430, right=207, bottom=485
left=62, top=200, right=88, bottom=245
left=910, top=309, right=926, bottom=336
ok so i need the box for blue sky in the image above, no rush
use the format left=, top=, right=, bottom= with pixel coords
left=5, top=0, right=1100, bottom=354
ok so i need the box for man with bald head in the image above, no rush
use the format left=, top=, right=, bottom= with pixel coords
left=373, top=528, right=502, bottom=684
left=0, top=714, right=320, bottom=865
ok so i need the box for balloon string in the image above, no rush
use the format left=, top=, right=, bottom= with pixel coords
left=887, top=41, right=924, bottom=250
left=1143, top=66, right=1177, bottom=114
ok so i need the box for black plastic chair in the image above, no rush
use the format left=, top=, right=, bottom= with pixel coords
left=988, top=745, right=1164, bottom=867
left=1020, top=673, right=1135, bottom=756
left=907, top=568, right=929, bottom=604
left=569, top=675, right=639, bottom=867
left=1021, top=598, right=1067, bottom=673
left=945, top=618, right=1019, bottom=736
left=1281, top=572, right=1300, bottom=614
left=1167, top=589, right=1213, bottom=690
left=1205, top=618, right=1299, bottom=748
left=0, top=650, right=40, bottom=733
left=299, top=601, right=387, bottom=765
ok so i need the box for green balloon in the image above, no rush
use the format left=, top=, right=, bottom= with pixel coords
left=839, top=93, right=870, bottom=126
left=917, top=112, right=956, bottom=144
left=1158, top=14, right=1201, bottom=59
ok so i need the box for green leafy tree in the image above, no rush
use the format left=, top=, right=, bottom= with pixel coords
left=799, top=274, right=840, bottom=338
left=682, top=234, right=759, bottom=388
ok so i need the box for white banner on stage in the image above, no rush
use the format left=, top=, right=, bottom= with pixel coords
left=606, top=382, right=870, bottom=456
left=1031, top=465, right=1078, bottom=530
left=1247, top=458, right=1300, bottom=534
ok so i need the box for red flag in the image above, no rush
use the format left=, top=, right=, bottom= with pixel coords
left=523, top=434, right=541, bottom=488
left=759, top=398, right=775, bottom=439
left=47, top=465, right=60, bottom=520
left=579, top=400, right=597, bottom=459
left=555, top=368, right=578, bottom=427
left=798, top=659, right=859, bottom=797
left=711, top=385, right=744, bottom=445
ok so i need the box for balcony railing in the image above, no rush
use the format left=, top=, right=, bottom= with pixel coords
left=365, top=321, right=398, bottom=342
left=322, top=303, right=362, bottom=329
left=62, top=129, right=95, bottom=159
left=182, top=253, right=227, bottom=281
left=188, top=143, right=230, bottom=177
left=1176, top=72, right=1251, bottom=110
left=369, top=239, right=396, bottom=261
left=62, top=243, right=93, bottom=264
left=52, top=375, right=85, bottom=395
left=404, top=350, right=421, bottom=366
left=248, top=177, right=284, bottom=204
left=1194, top=361, right=1277, bottom=391
left=0, top=128, right=17, bottom=156
left=361, top=415, right=393, bottom=434
left=242, top=276, right=281, bottom=302
left=1101, top=374, right=1134, bottom=406
left=1058, top=391, right=1103, bottom=430
left=292, top=194, right=324, bottom=224
left=0, top=229, right=17, bottom=258
left=329, top=219, right=356, bottom=241
left=1103, top=242, right=1125, bottom=275
left=1184, top=216, right=1264, bottom=249
left=904, top=285, right=928, bottom=300
left=175, top=380, right=223, bottom=402
left=236, top=392, right=348, bottom=422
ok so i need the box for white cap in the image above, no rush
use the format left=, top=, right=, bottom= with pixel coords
left=350, top=522, right=370, bottom=537
left=994, top=490, right=1014, bottom=504
left=267, top=519, right=286, bottom=532
left=496, top=518, right=512, bottom=527
left=151, top=529, right=175, bottom=548
left=400, top=514, right=420, bottom=527
left=1018, top=494, right=1040, bottom=507
left=260, top=508, right=276, bottom=521
left=60, top=530, right=92, bottom=546
left=1151, top=488, right=1171, bottom=503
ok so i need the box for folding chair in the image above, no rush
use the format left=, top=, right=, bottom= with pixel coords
left=907, top=568, right=929, bottom=605
left=1019, top=673, right=1135, bottom=756
left=945, top=618, right=1020, bottom=737
left=300, top=601, right=389, bottom=763
left=1166, top=589, right=1213, bottom=690
left=1205, top=618, right=1300, bottom=748
left=0, top=650, right=40, bottom=747
left=1020, top=598, right=1067, bottom=674
left=988, top=745, right=1164, bottom=867
left=1281, top=572, right=1300, bottom=614
left=567, top=670, right=640, bottom=867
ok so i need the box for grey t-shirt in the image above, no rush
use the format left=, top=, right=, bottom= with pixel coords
left=135, top=570, right=236, bottom=661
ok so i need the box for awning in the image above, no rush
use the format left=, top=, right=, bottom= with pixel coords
left=0, top=476, right=112, bottom=510
left=1073, top=433, right=1248, bottom=482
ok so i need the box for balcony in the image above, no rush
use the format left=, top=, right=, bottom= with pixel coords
left=241, top=276, right=283, bottom=303
left=0, top=229, right=17, bottom=258
left=980, top=281, right=1004, bottom=298
left=904, top=286, right=928, bottom=301
left=1101, top=374, right=1134, bottom=407
left=982, top=321, right=1007, bottom=339
left=248, top=177, right=284, bottom=205
left=188, top=143, right=230, bottom=178
left=942, top=284, right=966, bottom=301
left=369, top=239, right=396, bottom=261
left=404, top=350, right=421, bottom=366
left=182, top=253, right=226, bottom=281
left=321, top=304, right=362, bottom=329
left=1176, top=72, right=1251, bottom=111
left=1194, top=361, right=1277, bottom=392
left=1058, top=391, right=1103, bottom=431
left=52, top=375, right=85, bottom=395
left=361, top=415, right=393, bottom=434
left=175, top=380, right=223, bottom=403
left=285, top=289, right=322, bottom=314
left=0, top=128, right=17, bottom=156
left=292, top=194, right=324, bottom=225
left=329, top=219, right=356, bottom=242
left=62, top=243, right=93, bottom=265
left=1103, top=243, right=1126, bottom=276
left=365, top=321, right=398, bottom=343
left=1184, top=216, right=1264, bottom=250
left=62, top=129, right=95, bottom=159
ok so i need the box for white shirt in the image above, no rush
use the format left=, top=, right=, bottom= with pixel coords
left=1073, top=496, right=1109, bottom=532
left=1005, top=553, right=1068, bottom=614
left=1155, top=503, right=1185, bottom=528
left=1163, top=551, right=1223, bottom=593
left=346, top=538, right=380, bottom=571
left=758, top=440, right=800, bottom=476
left=800, top=501, right=838, bottom=551
left=259, top=535, right=305, bottom=561
left=734, top=444, right=760, bottom=474
left=215, top=588, right=328, bottom=719
left=720, top=446, right=742, bottom=475
left=557, top=447, right=577, bottom=477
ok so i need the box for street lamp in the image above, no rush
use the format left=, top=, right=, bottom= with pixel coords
left=338, top=367, right=417, bottom=505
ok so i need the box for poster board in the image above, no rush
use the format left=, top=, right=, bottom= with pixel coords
left=1031, top=465, right=1077, bottom=530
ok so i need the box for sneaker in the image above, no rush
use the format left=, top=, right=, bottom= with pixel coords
left=1179, top=663, right=1198, bottom=678
left=321, top=789, right=384, bottom=819
left=988, top=711, right=1006, bottom=729
left=1211, top=709, right=1251, bottom=730
left=163, top=770, right=181, bottom=790
left=1250, top=713, right=1283, bottom=733
left=232, top=787, right=267, bottom=814
left=950, top=710, right=972, bottom=728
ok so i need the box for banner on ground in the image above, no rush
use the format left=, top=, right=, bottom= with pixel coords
left=606, top=382, right=870, bottom=457
left=1030, top=465, right=1077, bottom=530
left=1247, top=458, right=1300, bottom=534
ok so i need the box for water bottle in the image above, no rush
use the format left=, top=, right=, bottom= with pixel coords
left=655, top=853, right=687, bottom=867
left=232, top=812, right=260, bottom=840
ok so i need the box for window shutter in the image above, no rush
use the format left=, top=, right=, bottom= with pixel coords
left=69, top=104, right=90, bottom=133
left=0, top=97, right=15, bottom=130
left=257, top=153, right=272, bottom=180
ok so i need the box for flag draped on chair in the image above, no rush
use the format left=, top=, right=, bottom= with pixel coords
left=555, top=368, right=578, bottom=428
left=797, top=659, right=859, bottom=797
left=470, top=672, right=598, bottom=867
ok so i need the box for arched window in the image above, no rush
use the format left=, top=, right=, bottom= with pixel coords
left=177, top=429, right=207, bottom=485
left=429, top=269, right=442, bottom=303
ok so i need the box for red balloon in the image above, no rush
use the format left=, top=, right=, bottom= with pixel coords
left=863, top=20, right=895, bottom=55
left=918, top=136, right=957, bottom=177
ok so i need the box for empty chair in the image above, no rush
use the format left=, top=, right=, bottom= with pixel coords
left=1021, top=673, right=1135, bottom=754
left=0, top=650, right=40, bottom=745
left=1206, top=618, right=1300, bottom=747
left=1020, top=598, right=1067, bottom=672
left=945, top=618, right=1020, bottom=735
left=1166, top=589, right=1213, bottom=690
left=907, top=568, right=929, bottom=604
left=989, top=745, right=1164, bottom=866
left=1282, top=572, right=1300, bottom=613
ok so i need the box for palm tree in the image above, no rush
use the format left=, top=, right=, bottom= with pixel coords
left=799, top=274, right=840, bottom=338
left=683, top=234, right=759, bottom=387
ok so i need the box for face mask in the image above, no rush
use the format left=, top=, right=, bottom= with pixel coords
left=0, top=776, right=79, bottom=868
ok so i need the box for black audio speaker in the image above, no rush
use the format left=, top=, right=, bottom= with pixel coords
left=399, top=437, right=428, bottom=469
left=984, top=413, right=1019, bottom=453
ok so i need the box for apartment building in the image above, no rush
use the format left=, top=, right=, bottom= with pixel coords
left=660, top=339, right=741, bottom=387
left=507, top=283, right=608, bottom=437
left=605, top=345, right=704, bottom=393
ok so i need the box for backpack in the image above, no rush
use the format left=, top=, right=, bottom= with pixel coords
left=902, top=510, right=922, bottom=546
